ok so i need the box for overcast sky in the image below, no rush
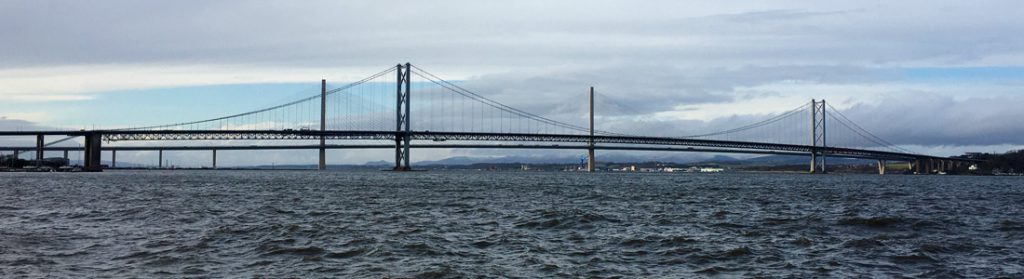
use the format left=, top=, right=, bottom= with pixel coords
left=2, top=1, right=1023, bottom=166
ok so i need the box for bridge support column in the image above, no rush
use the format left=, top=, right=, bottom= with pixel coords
left=821, top=153, right=827, bottom=174
left=587, top=86, right=596, bottom=172
left=393, top=63, right=412, bottom=171
left=63, top=150, right=68, bottom=161
left=83, top=133, right=102, bottom=172
left=809, top=151, right=817, bottom=174
left=319, top=79, right=327, bottom=171
left=877, top=160, right=886, bottom=175
left=158, top=149, right=163, bottom=169
left=587, top=147, right=595, bottom=172
left=212, top=149, right=217, bottom=169
left=35, top=134, right=44, bottom=167
left=111, top=150, right=116, bottom=168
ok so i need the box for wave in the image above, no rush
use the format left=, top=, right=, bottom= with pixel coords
left=514, top=209, right=620, bottom=230
left=325, top=247, right=369, bottom=259
left=889, top=253, right=937, bottom=263
left=997, top=220, right=1024, bottom=231
left=837, top=216, right=904, bottom=228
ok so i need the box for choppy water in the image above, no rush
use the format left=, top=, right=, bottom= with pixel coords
left=1, top=171, right=1023, bottom=278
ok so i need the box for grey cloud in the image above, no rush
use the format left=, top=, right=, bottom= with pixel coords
left=0, top=118, right=54, bottom=131
left=833, top=94, right=1024, bottom=146
left=709, top=9, right=859, bottom=23
left=592, top=93, right=1024, bottom=147
left=0, top=118, right=62, bottom=146
left=451, top=63, right=899, bottom=122
left=2, top=1, right=1023, bottom=69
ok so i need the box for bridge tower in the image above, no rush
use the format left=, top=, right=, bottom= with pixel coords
left=587, top=86, right=596, bottom=172
left=319, top=79, right=327, bottom=170
left=809, top=99, right=827, bottom=174
left=394, top=63, right=412, bottom=171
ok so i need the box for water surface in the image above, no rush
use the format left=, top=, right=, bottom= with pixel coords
left=1, top=171, right=1022, bottom=277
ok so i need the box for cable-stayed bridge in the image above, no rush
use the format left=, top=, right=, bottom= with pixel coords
left=0, top=63, right=978, bottom=174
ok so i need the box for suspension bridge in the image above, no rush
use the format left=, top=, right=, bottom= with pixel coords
left=0, top=63, right=978, bottom=174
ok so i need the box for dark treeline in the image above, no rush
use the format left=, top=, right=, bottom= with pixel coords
left=957, top=150, right=1024, bottom=174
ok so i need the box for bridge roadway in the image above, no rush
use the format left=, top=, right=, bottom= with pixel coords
left=1, top=144, right=815, bottom=157
left=0, top=129, right=974, bottom=163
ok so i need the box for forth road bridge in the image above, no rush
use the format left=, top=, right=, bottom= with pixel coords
left=0, top=63, right=979, bottom=174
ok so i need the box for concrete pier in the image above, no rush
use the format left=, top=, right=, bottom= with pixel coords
left=83, top=133, right=102, bottom=171
left=35, top=135, right=44, bottom=167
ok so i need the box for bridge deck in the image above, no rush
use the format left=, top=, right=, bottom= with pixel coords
left=0, top=130, right=976, bottom=162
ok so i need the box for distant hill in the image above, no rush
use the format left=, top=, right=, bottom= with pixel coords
left=737, top=155, right=875, bottom=166
left=414, top=153, right=729, bottom=166
left=362, top=160, right=391, bottom=166
left=67, top=159, right=149, bottom=168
